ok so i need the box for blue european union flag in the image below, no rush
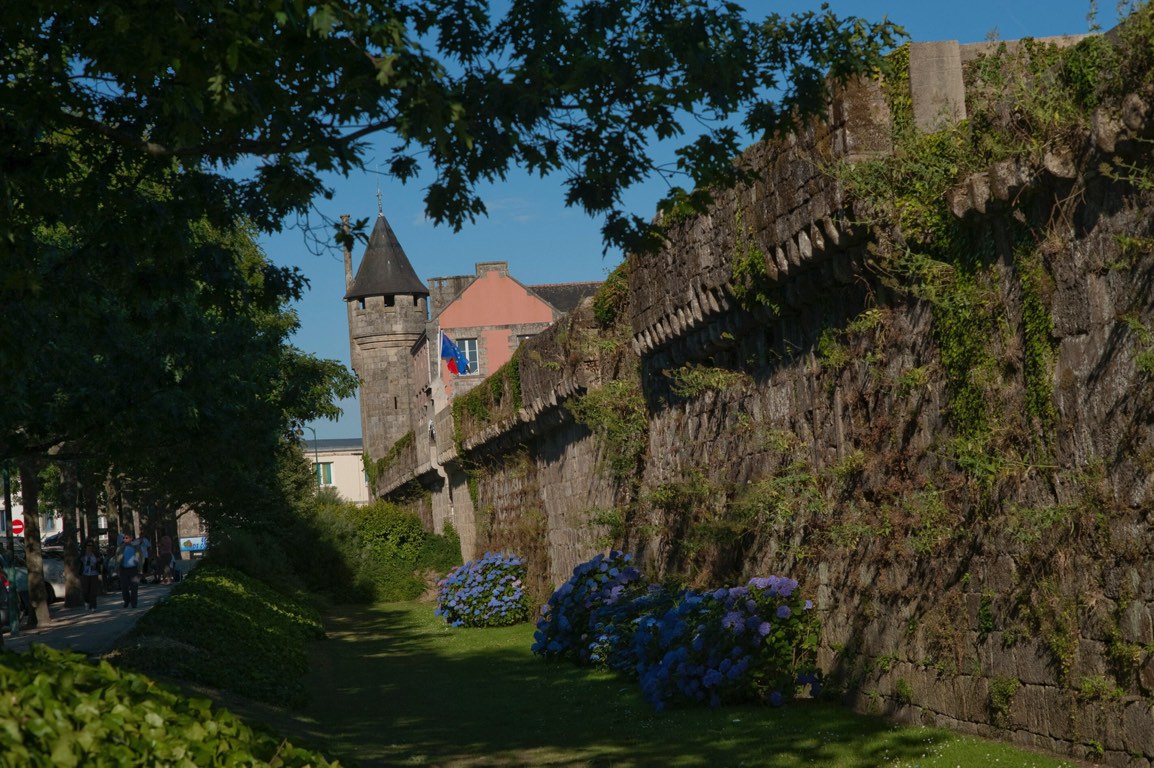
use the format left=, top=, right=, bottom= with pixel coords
left=440, top=332, right=471, bottom=375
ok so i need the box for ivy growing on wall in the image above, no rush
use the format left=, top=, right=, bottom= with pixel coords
left=664, top=363, right=752, bottom=398
left=730, top=205, right=781, bottom=315
left=829, top=33, right=1132, bottom=483
left=1014, top=242, right=1058, bottom=427
left=567, top=377, right=648, bottom=483
left=592, top=260, right=631, bottom=329
left=364, top=430, right=415, bottom=491
left=452, top=352, right=524, bottom=451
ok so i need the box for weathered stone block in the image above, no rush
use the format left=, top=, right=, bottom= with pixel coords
left=1123, top=700, right=1154, bottom=756
left=909, top=41, right=966, bottom=132
left=829, top=75, right=893, bottom=161
left=1014, top=641, right=1059, bottom=686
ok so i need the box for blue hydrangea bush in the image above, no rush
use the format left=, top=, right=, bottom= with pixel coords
left=587, top=584, right=679, bottom=674
left=531, top=550, right=645, bottom=664
left=533, top=553, right=821, bottom=711
left=631, top=576, right=821, bottom=710
left=435, top=551, right=529, bottom=628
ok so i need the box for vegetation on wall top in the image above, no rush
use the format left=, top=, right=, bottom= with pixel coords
left=831, top=19, right=1154, bottom=487
left=452, top=352, right=525, bottom=451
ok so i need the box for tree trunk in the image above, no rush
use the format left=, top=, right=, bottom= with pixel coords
left=58, top=459, right=83, bottom=607
left=105, top=469, right=122, bottom=545
left=83, top=465, right=103, bottom=554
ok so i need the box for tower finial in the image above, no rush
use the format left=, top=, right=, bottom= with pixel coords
left=376, top=172, right=383, bottom=216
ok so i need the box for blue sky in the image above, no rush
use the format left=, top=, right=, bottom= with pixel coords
left=268, top=0, right=1121, bottom=439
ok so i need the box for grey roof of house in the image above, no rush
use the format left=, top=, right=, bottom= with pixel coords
left=303, top=437, right=364, bottom=453
left=530, top=282, right=602, bottom=314
left=345, top=214, right=430, bottom=301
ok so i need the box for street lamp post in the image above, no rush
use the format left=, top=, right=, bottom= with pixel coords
left=306, top=426, right=320, bottom=487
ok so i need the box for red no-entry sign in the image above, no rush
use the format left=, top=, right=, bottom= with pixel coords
left=10, top=519, right=23, bottom=535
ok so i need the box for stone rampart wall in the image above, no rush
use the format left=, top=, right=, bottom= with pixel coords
left=629, top=76, right=890, bottom=364
left=379, top=42, right=1154, bottom=766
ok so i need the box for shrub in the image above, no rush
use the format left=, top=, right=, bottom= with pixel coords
left=435, top=552, right=529, bottom=628
left=532, top=550, right=646, bottom=664
left=587, top=584, right=679, bottom=674
left=355, top=555, right=426, bottom=602
left=107, top=563, right=325, bottom=707
left=0, top=645, right=338, bottom=767
left=305, top=500, right=462, bottom=603
left=416, top=522, right=463, bottom=575
left=631, top=576, right=821, bottom=710
left=201, top=526, right=305, bottom=596
left=354, top=503, right=426, bottom=563
left=534, top=553, right=822, bottom=712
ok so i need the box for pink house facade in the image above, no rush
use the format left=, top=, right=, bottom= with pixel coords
left=344, top=213, right=600, bottom=512
left=428, top=261, right=596, bottom=399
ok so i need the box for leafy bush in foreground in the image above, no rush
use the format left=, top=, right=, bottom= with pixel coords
left=436, top=552, right=529, bottom=628
left=0, top=645, right=339, bottom=767
left=533, top=552, right=822, bottom=711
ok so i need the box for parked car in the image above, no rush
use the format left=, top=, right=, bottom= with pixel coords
left=0, top=565, right=10, bottom=633
left=0, top=550, right=67, bottom=605
left=39, top=550, right=68, bottom=603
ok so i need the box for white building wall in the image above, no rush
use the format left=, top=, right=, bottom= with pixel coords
left=313, top=447, right=370, bottom=505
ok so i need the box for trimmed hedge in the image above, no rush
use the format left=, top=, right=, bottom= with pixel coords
left=110, top=562, right=324, bottom=707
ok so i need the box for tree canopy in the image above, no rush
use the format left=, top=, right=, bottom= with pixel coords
left=2, top=0, right=902, bottom=253
left=0, top=0, right=901, bottom=532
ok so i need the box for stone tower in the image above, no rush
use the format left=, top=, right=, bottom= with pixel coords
left=344, top=212, right=429, bottom=464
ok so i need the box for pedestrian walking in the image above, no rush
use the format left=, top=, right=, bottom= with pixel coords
left=156, top=535, right=174, bottom=584
left=11, top=561, right=33, bottom=627
left=79, top=542, right=102, bottom=611
left=138, top=535, right=152, bottom=581
left=117, top=534, right=140, bottom=608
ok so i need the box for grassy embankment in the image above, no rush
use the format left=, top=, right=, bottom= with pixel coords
left=195, top=594, right=1083, bottom=768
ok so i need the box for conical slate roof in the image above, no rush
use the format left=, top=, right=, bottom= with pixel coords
left=344, top=214, right=429, bottom=301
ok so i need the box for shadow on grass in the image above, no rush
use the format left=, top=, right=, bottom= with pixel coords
left=257, top=602, right=975, bottom=768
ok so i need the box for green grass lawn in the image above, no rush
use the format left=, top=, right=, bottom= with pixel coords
left=265, top=601, right=1082, bottom=768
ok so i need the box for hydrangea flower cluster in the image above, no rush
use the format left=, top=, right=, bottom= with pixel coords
left=587, top=584, right=678, bottom=674
left=531, top=550, right=644, bottom=664
left=631, top=576, right=821, bottom=710
left=435, top=551, right=529, bottom=628
left=533, top=553, right=821, bottom=711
